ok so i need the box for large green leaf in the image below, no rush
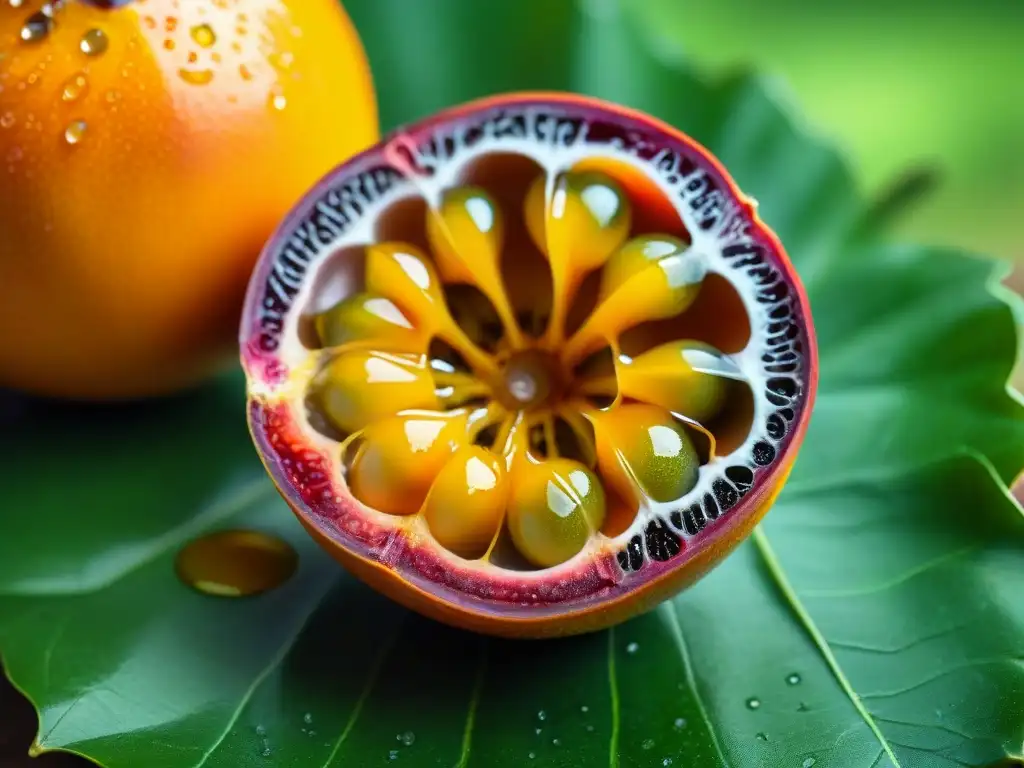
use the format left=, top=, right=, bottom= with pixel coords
left=3, top=1, right=1024, bottom=766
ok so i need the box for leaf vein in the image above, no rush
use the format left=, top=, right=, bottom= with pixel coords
left=453, top=640, right=487, bottom=768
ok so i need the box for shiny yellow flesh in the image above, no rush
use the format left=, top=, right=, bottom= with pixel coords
left=348, top=412, right=467, bottom=515
left=423, top=446, right=509, bottom=559
left=506, top=458, right=606, bottom=568
left=617, top=340, right=739, bottom=424
left=525, top=171, right=631, bottom=346
left=302, top=166, right=752, bottom=569
left=315, top=292, right=424, bottom=350
left=591, top=404, right=700, bottom=507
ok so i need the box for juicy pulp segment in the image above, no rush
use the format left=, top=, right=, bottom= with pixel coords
left=506, top=458, right=606, bottom=568
left=423, top=445, right=509, bottom=558
left=315, top=292, right=423, bottom=350
left=591, top=404, right=700, bottom=507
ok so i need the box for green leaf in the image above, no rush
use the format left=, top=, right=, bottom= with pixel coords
left=3, top=1, right=1024, bottom=766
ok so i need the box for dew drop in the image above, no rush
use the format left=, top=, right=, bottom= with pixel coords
left=673, top=718, right=687, bottom=730
left=80, top=29, right=109, bottom=57
left=536, top=710, right=547, bottom=721
left=396, top=731, right=415, bottom=747
left=20, top=12, right=53, bottom=43
left=663, top=759, right=673, bottom=767
left=175, top=529, right=299, bottom=597
left=62, top=72, right=88, bottom=102
left=255, top=725, right=266, bottom=737
left=746, top=697, right=761, bottom=710
left=642, top=739, right=655, bottom=750
left=303, top=712, right=313, bottom=725
left=626, top=642, right=639, bottom=654
left=388, top=749, right=399, bottom=761
left=755, top=732, right=768, bottom=742
left=551, top=738, right=561, bottom=747
left=178, top=68, right=214, bottom=86
left=796, top=702, right=809, bottom=713
left=190, top=22, right=216, bottom=48
left=259, top=738, right=271, bottom=758
left=580, top=705, right=589, bottom=713
left=786, top=673, right=801, bottom=686
left=268, top=85, right=286, bottom=111
left=1, top=112, right=14, bottom=129
left=63, top=120, right=87, bottom=145
left=534, top=728, right=542, bottom=736
left=585, top=724, right=595, bottom=733
left=802, top=759, right=817, bottom=768
left=528, top=753, right=536, bottom=760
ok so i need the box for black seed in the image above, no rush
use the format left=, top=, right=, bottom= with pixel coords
left=712, top=479, right=739, bottom=511
left=769, top=305, right=791, bottom=320
left=645, top=519, right=683, bottom=562
left=766, top=362, right=799, bottom=374
left=669, top=509, right=683, bottom=529
left=767, top=377, right=798, bottom=399
left=617, top=550, right=631, bottom=571
left=767, top=324, right=800, bottom=344
left=757, top=282, right=790, bottom=303
left=749, top=266, right=775, bottom=284
left=682, top=504, right=707, bottom=535
left=753, top=441, right=776, bottom=466
left=779, top=407, right=795, bottom=421
left=702, top=493, right=720, bottom=520
left=726, top=465, right=754, bottom=491
left=766, top=414, right=786, bottom=440
left=627, top=535, right=644, bottom=571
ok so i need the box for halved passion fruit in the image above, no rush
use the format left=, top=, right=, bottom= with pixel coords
left=240, top=93, right=817, bottom=638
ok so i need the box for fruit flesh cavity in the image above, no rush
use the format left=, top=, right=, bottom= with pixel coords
left=242, top=94, right=816, bottom=637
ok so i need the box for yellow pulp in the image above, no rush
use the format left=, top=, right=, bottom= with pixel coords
left=306, top=167, right=751, bottom=569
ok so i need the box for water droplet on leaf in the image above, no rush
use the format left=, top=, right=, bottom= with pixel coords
left=802, top=759, right=816, bottom=768
left=746, top=697, right=761, bottom=710
left=786, top=673, right=801, bottom=685
left=303, top=713, right=313, bottom=725
left=551, top=738, right=561, bottom=747
left=255, top=725, right=266, bottom=737
left=755, top=732, right=768, bottom=742
left=626, top=642, right=639, bottom=654
left=175, top=529, right=299, bottom=597
left=673, top=718, right=686, bottom=730
left=537, top=710, right=547, bottom=721
left=580, top=705, right=589, bottom=713
left=388, top=749, right=399, bottom=761
left=396, top=731, right=415, bottom=746
left=642, top=739, right=655, bottom=750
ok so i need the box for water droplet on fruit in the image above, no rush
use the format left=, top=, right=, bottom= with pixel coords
left=20, top=12, right=52, bottom=43
left=626, top=641, right=639, bottom=654
left=786, top=673, right=801, bottom=685
left=61, top=72, right=88, bottom=102
left=268, top=85, right=286, bottom=111
left=190, top=23, right=216, bottom=47
left=303, top=713, right=313, bottom=725
left=0, top=112, right=14, bottom=129
left=63, top=120, right=87, bottom=145
left=673, top=718, right=686, bottom=730
left=175, top=529, right=298, bottom=597
left=746, top=697, right=761, bottom=710
left=396, top=731, right=415, bottom=746
left=642, top=739, right=655, bottom=750
left=178, top=68, right=214, bottom=85
left=755, top=732, right=768, bottom=742
left=802, top=759, right=816, bottom=768
left=80, top=29, right=109, bottom=56
left=536, top=710, right=547, bottom=721
left=9, top=0, right=25, bottom=7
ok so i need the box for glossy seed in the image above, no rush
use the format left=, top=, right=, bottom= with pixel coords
left=423, top=446, right=507, bottom=559
left=175, top=530, right=298, bottom=597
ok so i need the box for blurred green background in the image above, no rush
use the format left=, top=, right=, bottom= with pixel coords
left=631, top=0, right=1024, bottom=263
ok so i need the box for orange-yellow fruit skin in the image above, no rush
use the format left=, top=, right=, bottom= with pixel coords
left=0, top=0, right=377, bottom=399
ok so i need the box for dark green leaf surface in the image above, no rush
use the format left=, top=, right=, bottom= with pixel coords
left=3, top=1, right=1024, bottom=766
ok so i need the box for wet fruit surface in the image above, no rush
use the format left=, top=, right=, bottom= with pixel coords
left=241, top=94, right=817, bottom=637
left=0, top=0, right=377, bottom=398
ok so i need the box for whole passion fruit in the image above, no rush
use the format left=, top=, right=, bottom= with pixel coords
left=0, top=0, right=376, bottom=399
left=241, top=94, right=817, bottom=638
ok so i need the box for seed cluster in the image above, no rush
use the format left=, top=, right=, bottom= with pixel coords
left=304, top=164, right=752, bottom=570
